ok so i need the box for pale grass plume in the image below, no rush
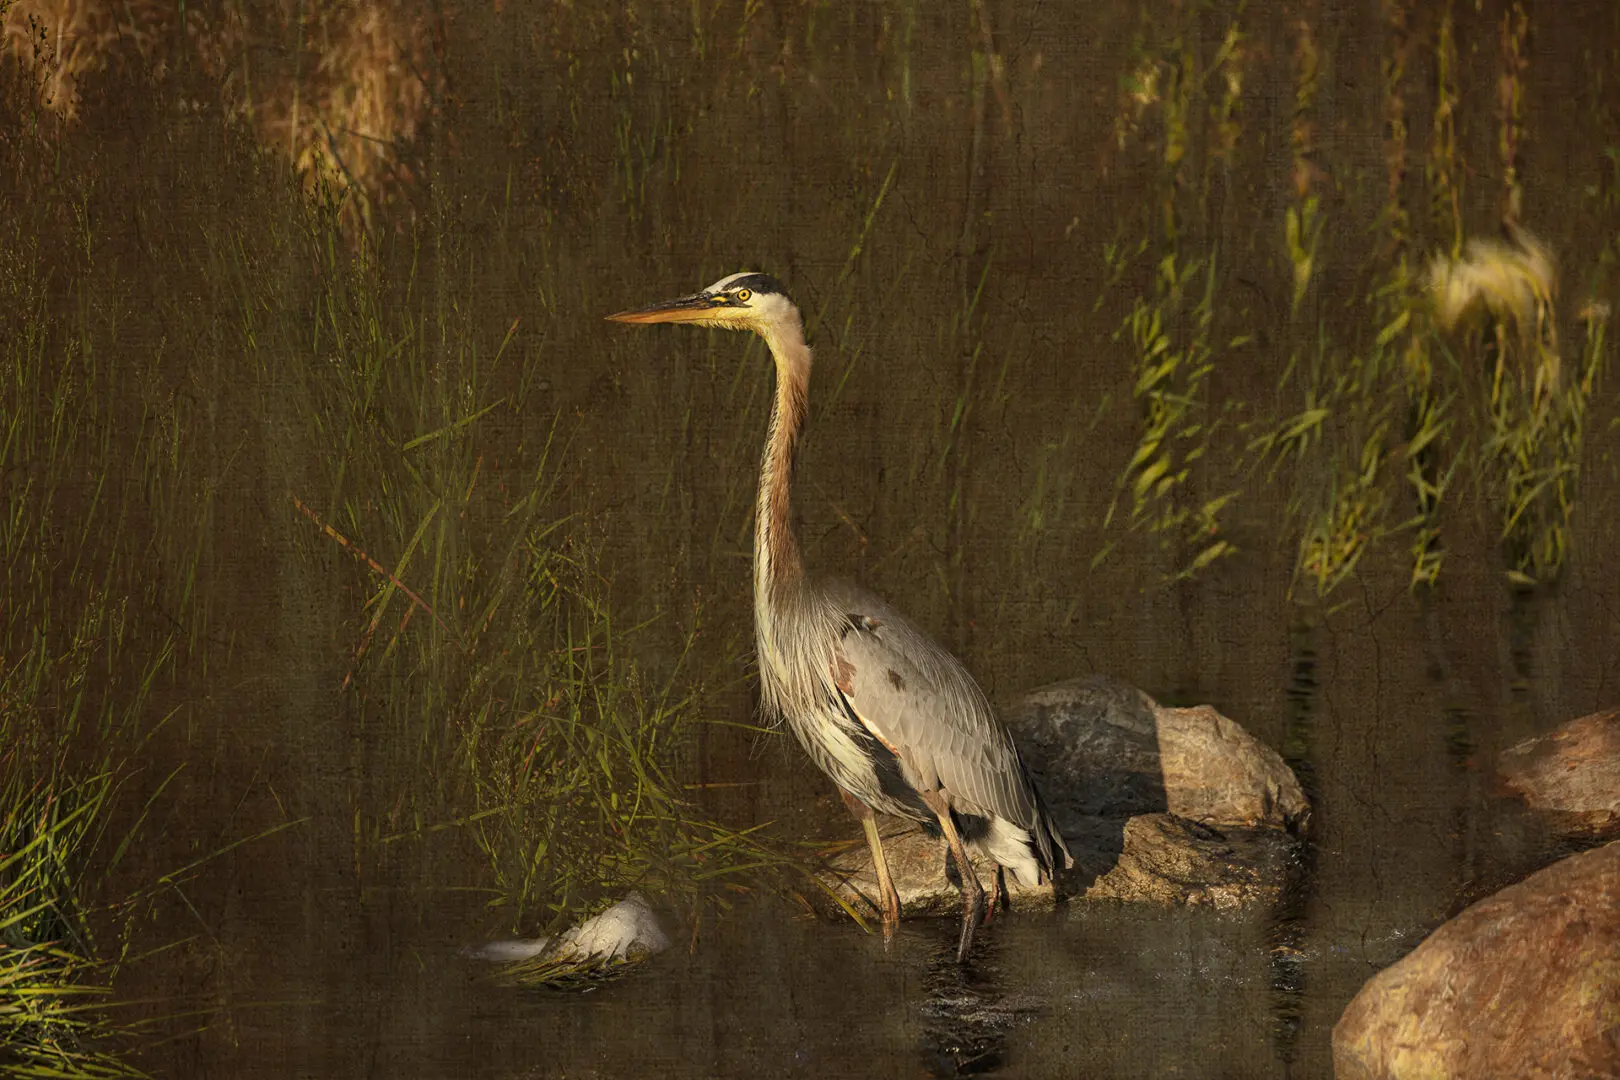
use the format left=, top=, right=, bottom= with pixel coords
left=1427, top=225, right=1559, bottom=391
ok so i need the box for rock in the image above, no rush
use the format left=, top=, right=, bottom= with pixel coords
left=1496, top=708, right=1620, bottom=838
left=547, top=892, right=670, bottom=962
left=1332, top=841, right=1620, bottom=1080
left=465, top=892, right=669, bottom=966
left=1069, top=813, right=1300, bottom=909
left=818, top=809, right=1299, bottom=916
left=1007, top=676, right=1310, bottom=834
left=812, top=675, right=1309, bottom=918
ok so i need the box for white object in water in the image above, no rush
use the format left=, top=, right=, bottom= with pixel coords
left=468, top=893, right=670, bottom=965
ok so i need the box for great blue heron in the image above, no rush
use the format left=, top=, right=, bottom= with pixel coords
left=608, top=272, right=1071, bottom=962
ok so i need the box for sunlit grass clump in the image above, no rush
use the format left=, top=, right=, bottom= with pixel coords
left=2, top=0, right=431, bottom=233
left=0, top=773, right=143, bottom=1079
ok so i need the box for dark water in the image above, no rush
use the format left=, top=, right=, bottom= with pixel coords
left=5, top=1, right=1620, bottom=1077
left=108, top=571, right=1606, bottom=1079
left=203, top=897, right=1289, bottom=1078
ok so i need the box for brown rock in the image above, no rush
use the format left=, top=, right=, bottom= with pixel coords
left=1332, top=841, right=1620, bottom=1080
left=1156, top=703, right=1311, bottom=833
left=1497, top=708, right=1620, bottom=838
left=815, top=809, right=1297, bottom=917
left=1072, top=813, right=1297, bottom=909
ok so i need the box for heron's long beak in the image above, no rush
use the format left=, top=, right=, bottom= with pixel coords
left=605, top=293, right=727, bottom=325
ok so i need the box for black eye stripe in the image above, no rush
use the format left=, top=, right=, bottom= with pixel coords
left=723, top=273, right=787, bottom=300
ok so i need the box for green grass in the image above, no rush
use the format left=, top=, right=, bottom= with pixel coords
left=206, top=188, right=801, bottom=949
left=1107, top=3, right=1613, bottom=601
left=1, top=228, right=171, bottom=1076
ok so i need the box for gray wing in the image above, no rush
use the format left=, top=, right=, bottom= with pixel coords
left=820, top=579, right=1041, bottom=832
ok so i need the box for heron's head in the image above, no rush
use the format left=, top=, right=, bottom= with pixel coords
left=606, top=272, right=798, bottom=338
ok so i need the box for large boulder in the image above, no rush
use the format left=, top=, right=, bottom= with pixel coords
left=1332, top=841, right=1620, bottom=1080
left=1496, top=708, right=1620, bottom=838
left=813, top=675, right=1309, bottom=916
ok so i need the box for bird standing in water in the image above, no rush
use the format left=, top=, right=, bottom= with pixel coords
left=608, top=272, right=1070, bottom=962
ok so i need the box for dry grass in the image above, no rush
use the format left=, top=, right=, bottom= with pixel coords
left=1, top=0, right=170, bottom=121
left=1, top=0, right=433, bottom=231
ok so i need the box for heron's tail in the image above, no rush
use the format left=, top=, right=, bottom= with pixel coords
left=1031, top=785, right=1073, bottom=880
left=976, top=804, right=1072, bottom=889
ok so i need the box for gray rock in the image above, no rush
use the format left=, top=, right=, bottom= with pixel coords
left=1496, top=708, right=1620, bottom=838
left=812, top=675, right=1308, bottom=916
left=1333, top=841, right=1620, bottom=1080
left=1007, top=676, right=1310, bottom=835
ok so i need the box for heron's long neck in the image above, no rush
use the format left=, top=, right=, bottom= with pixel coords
left=755, top=317, right=811, bottom=627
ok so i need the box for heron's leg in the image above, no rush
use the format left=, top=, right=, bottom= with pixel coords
left=985, top=865, right=1005, bottom=923
left=839, top=789, right=901, bottom=944
left=919, top=791, right=985, bottom=964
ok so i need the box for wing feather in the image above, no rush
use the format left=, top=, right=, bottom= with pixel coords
left=821, top=579, right=1042, bottom=832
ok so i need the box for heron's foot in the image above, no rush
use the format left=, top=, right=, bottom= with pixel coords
left=879, top=887, right=901, bottom=948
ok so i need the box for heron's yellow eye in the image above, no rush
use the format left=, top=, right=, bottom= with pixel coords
left=736, top=288, right=752, bottom=303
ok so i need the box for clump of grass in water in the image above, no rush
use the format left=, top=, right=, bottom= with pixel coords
left=1378, top=0, right=1454, bottom=590
left=453, top=543, right=788, bottom=927
left=1252, top=12, right=1455, bottom=600
left=1102, top=245, right=1238, bottom=580
left=1422, top=1, right=1611, bottom=587
left=0, top=772, right=141, bottom=1079
left=1275, top=17, right=1399, bottom=598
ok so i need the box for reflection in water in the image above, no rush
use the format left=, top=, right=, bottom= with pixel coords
left=916, top=933, right=1042, bottom=1077
left=1422, top=594, right=1484, bottom=904
left=1268, top=618, right=1319, bottom=1070
left=1507, top=586, right=1539, bottom=700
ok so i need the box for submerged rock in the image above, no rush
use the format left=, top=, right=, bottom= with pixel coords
left=1333, top=841, right=1620, bottom=1080
left=813, top=675, right=1308, bottom=917
left=1496, top=707, right=1620, bottom=839
left=466, top=892, right=670, bottom=967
